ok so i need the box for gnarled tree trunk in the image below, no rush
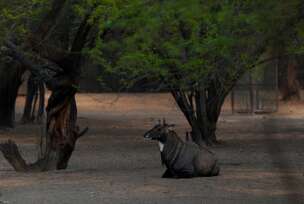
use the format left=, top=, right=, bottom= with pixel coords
left=0, top=83, right=86, bottom=171
left=171, top=84, right=226, bottom=146
left=279, top=57, right=301, bottom=101
left=0, top=41, right=88, bottom=172
left=0, top=5, right=92, bottom=171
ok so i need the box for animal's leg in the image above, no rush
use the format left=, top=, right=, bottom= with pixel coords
left=162, top=169, right=174, bottom=178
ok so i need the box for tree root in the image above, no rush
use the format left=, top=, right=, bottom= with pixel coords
left=0, top=125, right=88, bottom=172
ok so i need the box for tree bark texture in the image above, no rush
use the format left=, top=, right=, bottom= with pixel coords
left=0, top=39, right=88, bottom=171
left=171, top=84, right=226, bottom=146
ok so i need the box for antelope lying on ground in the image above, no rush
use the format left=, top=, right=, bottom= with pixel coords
left=144, top=120, right=220, bottom=178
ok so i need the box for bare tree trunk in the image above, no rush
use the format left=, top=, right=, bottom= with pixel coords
left=21, top=74, right=45, bottom=124
left=171, top=85, right=226, bottom=146
left=21, top=74, right=37, bottom=123
left=0, top=42, right=88, bottom=172
left=37, top=82, right=45, bottom=123
left=279, top=57, right=301, bottom=101
left=0, top=90, right=85, bottom=171
left=0, top=61, right=23, bottom=128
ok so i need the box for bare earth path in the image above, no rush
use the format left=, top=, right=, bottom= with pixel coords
left=0, top=93, right=303, bottom=204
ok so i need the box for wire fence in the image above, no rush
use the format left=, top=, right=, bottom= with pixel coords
left=231, top=60, right=279, bottom=114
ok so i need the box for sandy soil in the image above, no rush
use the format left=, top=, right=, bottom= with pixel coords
left=0, top=93, right=304, bottom=204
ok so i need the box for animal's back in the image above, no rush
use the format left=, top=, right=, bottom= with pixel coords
left=174, top=142, right=199, bottom=171
left=163, top=133, right=220, bottom=177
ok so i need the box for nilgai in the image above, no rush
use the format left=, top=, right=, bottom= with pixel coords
left=144, top=120, right=220, bottom=178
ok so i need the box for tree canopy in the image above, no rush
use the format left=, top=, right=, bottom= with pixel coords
left=86, top=0, right=304, bottom=144
left=91, top=0, right=304, bottom=91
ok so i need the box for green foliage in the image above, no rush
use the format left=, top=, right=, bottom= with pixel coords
left=0, top=0, right=118, bottom=56
left=91, top=0, right=304, bottom=92
left=0, top=0, right=50, bottom=42
left=1, top=0, right=303, bottom=92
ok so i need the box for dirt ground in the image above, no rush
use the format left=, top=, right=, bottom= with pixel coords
left=0, top=93, right=304, bottom=204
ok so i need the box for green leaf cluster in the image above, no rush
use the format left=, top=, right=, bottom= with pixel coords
left=91, top=0, right=304, bottom=91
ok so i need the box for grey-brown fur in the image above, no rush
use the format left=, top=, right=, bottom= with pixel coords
left=161, top=131, right=220, bottom=178
left=144, top=121, right=220, bottom=178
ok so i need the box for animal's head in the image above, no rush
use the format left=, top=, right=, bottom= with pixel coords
left=144, top=119, right=175, bottom=142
